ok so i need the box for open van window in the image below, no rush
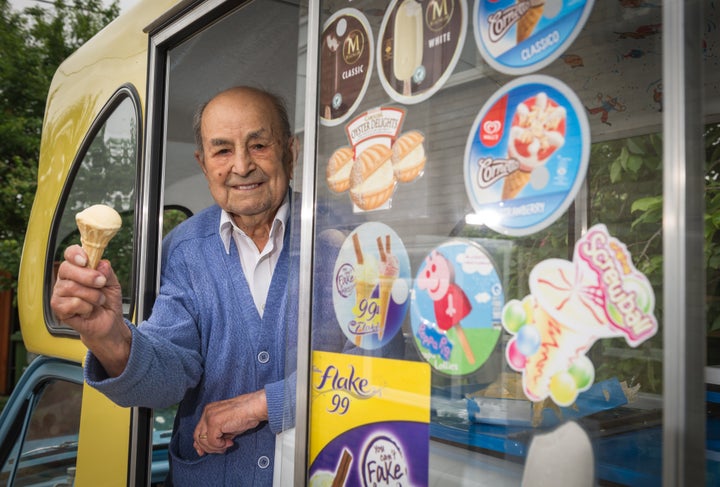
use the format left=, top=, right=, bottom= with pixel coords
left=46, top=89, right=141, bottom=334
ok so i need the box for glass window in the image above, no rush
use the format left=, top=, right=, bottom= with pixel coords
left=48, top=92, right=140, bottom=331
left=0, top=379, right=82, bottom=487
left=308, top=1, right=671, bottom=486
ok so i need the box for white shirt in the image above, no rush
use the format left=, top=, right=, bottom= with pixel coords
left=218, top=196, right=289, bottom=316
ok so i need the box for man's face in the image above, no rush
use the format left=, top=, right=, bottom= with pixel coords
left=196, top=88, right=293, bottom=227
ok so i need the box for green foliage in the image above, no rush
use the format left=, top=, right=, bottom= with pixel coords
left=0, top=0, right=119, bottom=293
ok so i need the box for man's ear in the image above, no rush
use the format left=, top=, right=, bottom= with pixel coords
left=286, top=136, right=300, bottom=178
left=195, top=151, right=208, bottom=175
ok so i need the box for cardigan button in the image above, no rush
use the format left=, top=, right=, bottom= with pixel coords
left=258, top=351, right=270, bottom=364
left=257, top=455, right=270, bottom=469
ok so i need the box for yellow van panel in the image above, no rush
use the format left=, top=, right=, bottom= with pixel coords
left=17, top=0, right=179, bottom=360
left=75, top=383, right=132, bottom=487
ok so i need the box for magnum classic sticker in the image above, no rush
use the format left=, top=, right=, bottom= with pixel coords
left=320, top=9, right=374, bottom=127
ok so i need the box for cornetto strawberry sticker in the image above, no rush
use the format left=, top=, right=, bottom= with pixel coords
left=464, top=75, right=589, bottom=236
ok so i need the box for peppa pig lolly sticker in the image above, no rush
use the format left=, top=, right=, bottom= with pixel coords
left=332, top=222, right=411, bottom=349
left=464, top=75, right=589, bottom=237
left=502, top=224, right=658, bottom=407
left=410, top=240, right=504, bottom=376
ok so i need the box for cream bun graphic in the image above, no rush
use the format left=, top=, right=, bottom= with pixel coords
left=503, top=91, right=566, bottom=200
left=349, top=144, right=397, bottom=210
left=502, top=224, right=657, bottom=407
left=391, top=130, right=426, bottom=183
left=326, top=146, right=354, bottom=193
left=75, top=204, right=122, bottom=269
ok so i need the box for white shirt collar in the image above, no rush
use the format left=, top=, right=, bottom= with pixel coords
left=219, top=194, right=290, bottom=254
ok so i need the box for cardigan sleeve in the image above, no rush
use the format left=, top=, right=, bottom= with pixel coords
left=84, top=232, right=206, bottom=409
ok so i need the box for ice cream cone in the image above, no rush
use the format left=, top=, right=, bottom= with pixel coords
left=502, top=168, right=532, bottom=200
left=376, top=235, right=399, bottom=340
left=75, top=204, right=122, bottom=269
left=523, top=304, right=591, bottom=400
left=517, top=3, right=544, bottom=43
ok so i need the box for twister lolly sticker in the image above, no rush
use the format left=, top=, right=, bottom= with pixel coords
left=473, top=0, right=595, bottom=75
left=320, top=9, right=374, bottom=127
left=332, top=222, right=411, bottom=349
left=502, top=224, right=658, bottom=407
left=377, top=0, right=467, bottom=104
left=464, top=75, right=589, bottom=236
left=410, top=240, right=504, bottom=376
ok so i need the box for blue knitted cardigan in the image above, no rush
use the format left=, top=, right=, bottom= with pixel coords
left=85, top=203, right=299, bottom=486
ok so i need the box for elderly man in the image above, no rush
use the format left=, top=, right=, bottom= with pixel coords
left=51, top=86, right=300, bottom=485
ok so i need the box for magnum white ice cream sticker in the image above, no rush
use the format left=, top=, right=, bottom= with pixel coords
left=502, top=224, right=658, bottom=407
left=378, top=0, right=467, bottom=104
left=320, top=9, right=373, bottom=127
left=473, top=0, right=595, bottom=75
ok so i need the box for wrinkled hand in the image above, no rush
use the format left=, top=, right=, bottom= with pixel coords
left=193, top=389, right=268, bottom=456
left=50, top=244, right=130, bottom=376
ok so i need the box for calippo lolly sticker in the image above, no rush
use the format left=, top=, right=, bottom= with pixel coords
left=464, top=75, right=589, bottom=236
left=410, top=240, right=504, bottom=376
left=502, top=224, right=658, bottom=407
left=332, top=222, right=411, bottom=349
left=473, top=0, right=595, bottom=75
left=377, top=0, right=467, bottom=104
left=320, top=9, right=374, bottom=127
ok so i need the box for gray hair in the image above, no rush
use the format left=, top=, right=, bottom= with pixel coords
left=192, top=86, right=292, bottom=158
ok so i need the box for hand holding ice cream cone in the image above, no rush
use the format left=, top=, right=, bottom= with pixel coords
left=75, top=204, right=122, bottom=269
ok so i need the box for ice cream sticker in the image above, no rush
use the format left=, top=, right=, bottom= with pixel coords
left=410, top=240, right=504, bottom=376
left=308, top=352, right=430, bottom=487
left=332, top=223, right=411, bottom=349
left=502, top=224, right=658, bottom=407
left=473, top=0, right=595, bottom=75
left=320, top=9, right=374, bottom=127
left=326, top=107, right=427, bottom=212
left=464, top=75, right=589, bottom=236
left=377, top=0, right=467, bottom=104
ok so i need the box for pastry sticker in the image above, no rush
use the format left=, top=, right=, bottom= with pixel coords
left=377, top=0, right=467, bottom=104
left=464, top=75, right=589, bottom=236
left=502, top=224, right=658, bottom=407
left=309, top=352, right=430, bottom=487
left=320, top=9, right=374, bottom=127
left=410, top=240, right=504, bottom=376
left=326, top=107, right=427, bottom=212
left=332, top=223, right=411, bottom=349
left=473, top=0, right=595, bottom=75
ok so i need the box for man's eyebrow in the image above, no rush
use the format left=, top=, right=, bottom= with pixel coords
left=209, top=137, right=232, bottom=146
left=247, top=128, right=271, bottom=140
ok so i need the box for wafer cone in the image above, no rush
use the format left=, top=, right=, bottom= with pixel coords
left=502, top=169, right=532, bottom=200
left=75, top=204, right=122, bottom=269
left=517, top=4, right=544, bottom=43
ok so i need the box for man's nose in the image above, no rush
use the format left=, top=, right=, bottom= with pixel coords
left=231, top=149, right=254, bottom=175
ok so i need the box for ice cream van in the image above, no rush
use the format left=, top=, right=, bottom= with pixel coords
left=6, top=0, right=719, bottom=485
